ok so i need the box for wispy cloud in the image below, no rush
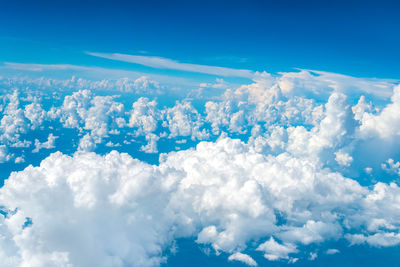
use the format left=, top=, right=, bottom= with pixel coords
left=3, top=62, right=88, bottom=71
left=87, top=52, right=255, bottom=78
left=1, top=62, right=196, bottom=87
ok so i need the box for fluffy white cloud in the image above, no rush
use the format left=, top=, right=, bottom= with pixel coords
left=256, top=237, right=298, bottom=261
left=228, top=252, right=257, bottom=266
left=0, top=145, right=12, bottom=163
left=128, top=97, right=159, bottom=134
left=335, top=150, right=353, bottom=167
left=381, top=158, right=400, bottom=176
left=359, top=85, right=400, bottom=139
left=1, top=68, right=400, bottom=266
left=162, top=101, right=209, bottom=140
left=24, top=102, right=46, bottom=130
left=77, top=133, right=96, bottom=152
left=32, top=134, right=58, bottom=153
left=56, top=90, right=126, bottom=150
left=0, top=91, right=28, bottom=145
left=141, top=133, right=159, bottom=154
left=1, top=137, right=400, bottom=266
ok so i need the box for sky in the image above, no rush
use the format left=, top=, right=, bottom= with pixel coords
left=1, top=1, right=400, bottom=267
left=1, top=0, right=400, bottom=79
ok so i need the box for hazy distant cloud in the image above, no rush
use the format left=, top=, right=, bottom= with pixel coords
left=3, top=62, right=89, bottom=71
left=1, top=62, right=197, bottom=88
left=87, top=52, right=255, bottom=78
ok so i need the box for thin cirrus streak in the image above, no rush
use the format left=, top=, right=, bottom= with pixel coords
left=86, top=52, right=255, bottom=78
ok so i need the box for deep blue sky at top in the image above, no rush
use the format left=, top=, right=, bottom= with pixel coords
left=0, top=0, right=399, bottom=79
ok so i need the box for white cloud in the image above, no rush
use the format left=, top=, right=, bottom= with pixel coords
left=359, top=85, right=400, bottom=139
left=32, top=133, right=58, bottom=153
left=309, top=252, right=317, bottom=260
left=346, top=232, right=400, bottom=247
left=2, top=136, right=400, bottom=265
left=0, top=145, right=12, bottom=163
left=87, top=52, right=255, bottom=78
left=141, top=133, right=159, bottom=154
left=228, top=252, right=257, bottom=266
left=1, top=63, right=196, bottom=89
left=162, top=101, right=209, bottom=140
left=14, top=156, right=25, bottom=164
left=326, top=248, right=340, bottom=255
left=278, top=69, right=396, bottom=99
left=1, top=63, right=400, bottom=266
left=0, top=90, right=28, bottom=145
left=381, top=158, right=400, bottom=176
left=335, top=150, right=353, bottom=167
left=78, top=133, right=96, bottom=152
left=24, top=102, right=46, bottom=130
left=128, top=97, right=160, bottom=135
left=256, top=237, right=298, bottom=261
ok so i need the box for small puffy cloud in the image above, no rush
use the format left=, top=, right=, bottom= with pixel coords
left=309, top=252, right=318, bottom=260
left=0, top=90, right=29, bottom=144
left=335, top=150, right=353, bottom=167
left=365, top=167, right=373, bottom=174
left=14, top=156, right=25, bottom=164
left=24, top=102, right=46, bottom=129
left=141, top=133, right=159, bottom=154
left=256, top=237, right=298, bottom=261
left=78, top=133, right=96, bottom=152
left=163, top=101, right=209, bottom=140
left=326, top=248, right=340, bottom=255
left=0, top=145, right=12, bottom=163
left=228, top=252, right=257, bottom=266
left=381, top=158, right=400, bottom=176
left=32, top=133, right=58, bottom=153
left=128, top=97, right=159, bottom=134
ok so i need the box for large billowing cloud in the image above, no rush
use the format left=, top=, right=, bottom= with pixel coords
left=1, top=136, right=400, bottom=266
left=1, top=68, right=400, bottom=266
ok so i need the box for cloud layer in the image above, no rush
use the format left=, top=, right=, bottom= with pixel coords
left=1, top=137, right=400, bottom=266
left=0, top=68, right=400, bottom=266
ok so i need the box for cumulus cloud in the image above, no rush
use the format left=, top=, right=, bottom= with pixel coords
left=359, top=85, right=400, bottom=139
left=0, top=90, right=28, bottom=145
left=1, top=137, right=400, bottom=266
left=128, top=97, right=159, bottom=135
left=228, top=252, right=257, bottom=266
left=32, top=134, right=58, bottom=153
left=141, top=133, right=159, bottom=154
left=162, top=101, right=209, bottom=140
left=1, top=65, right=400, bottom=266
left=256, top=237, right=298, bottom=261
left=56, top=89, right=126, bottom=149
left=0, top=145, right=12, bottom=163
left=24, top=102, right=46, bottom=130
left=381, top=158, right=400, bottom=176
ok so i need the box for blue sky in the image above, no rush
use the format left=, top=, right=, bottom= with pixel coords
left=1, top=0, right=400, bottom=79
left=1, top=1, right=400, bottom=267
